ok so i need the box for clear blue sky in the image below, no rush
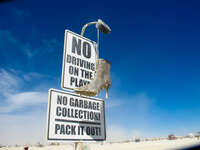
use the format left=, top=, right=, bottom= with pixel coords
left=0, top=0, right=200, bottom=145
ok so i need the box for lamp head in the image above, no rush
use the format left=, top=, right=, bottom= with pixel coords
left=96, top=19, right=111, bottom=34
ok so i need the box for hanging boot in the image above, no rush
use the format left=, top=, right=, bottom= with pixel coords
left=74, top=58, right=111, bottom=99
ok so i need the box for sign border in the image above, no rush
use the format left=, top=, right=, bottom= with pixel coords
left=61, top=30, right=97, bottom=91
left=46, top=88, right=106, bottom=142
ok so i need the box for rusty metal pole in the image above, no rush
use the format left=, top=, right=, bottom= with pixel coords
left=75, top=142, right=83, bottom=150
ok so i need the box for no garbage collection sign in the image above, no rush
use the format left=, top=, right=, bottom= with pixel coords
left=47, top=89, right=106, bottom=141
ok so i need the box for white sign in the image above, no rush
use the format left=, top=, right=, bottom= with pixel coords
left=61, top=30, right=97, bottom=90
left=46, top=88, right=106, bottom=142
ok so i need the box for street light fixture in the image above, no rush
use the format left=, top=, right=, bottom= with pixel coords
left=81, top=19, right=111, bottom=58
left=96, top=19, right=111, bottom=34
left=75, top=19, right=111, bottom=100
left=81, top=19, right=111, bottom=36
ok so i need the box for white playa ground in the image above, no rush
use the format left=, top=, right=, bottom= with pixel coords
left=1, top=138, right=200, bottom=150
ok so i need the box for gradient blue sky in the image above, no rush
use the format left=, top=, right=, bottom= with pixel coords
left=0, top=0, right=200, bottom=145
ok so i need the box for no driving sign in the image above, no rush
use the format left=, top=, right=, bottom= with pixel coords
left=46, top=88, right=106, bottom=141
left=61, top=30, right=97, bottom=90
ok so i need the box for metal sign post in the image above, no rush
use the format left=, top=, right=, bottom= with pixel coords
left=46, top=19, right=111, bottom=149
left=75, top=142, right=83, bottom=150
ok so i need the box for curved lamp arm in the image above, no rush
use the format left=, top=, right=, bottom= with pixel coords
left=80, top=19, right=111, bottom=62
left=81, top=21, right=97, bottom=36
left=81, top=19, right=111, bottom=36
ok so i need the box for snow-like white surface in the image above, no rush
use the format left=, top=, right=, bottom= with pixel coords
left=1, top=138, right=200, bottom=150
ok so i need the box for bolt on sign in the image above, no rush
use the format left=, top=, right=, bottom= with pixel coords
left=46, top=88, right=106, bottom=141
left=61, top=30, right=97, bottom=90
